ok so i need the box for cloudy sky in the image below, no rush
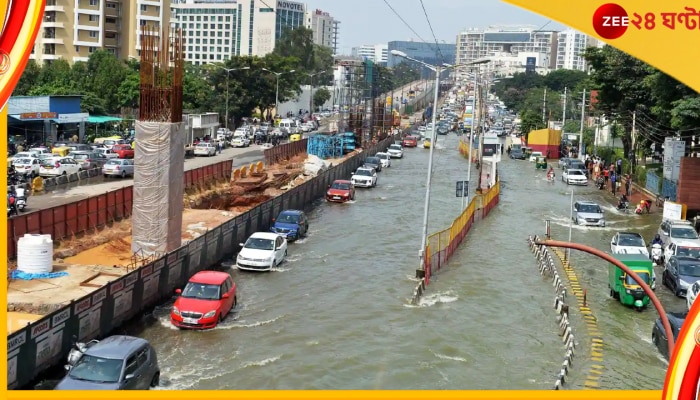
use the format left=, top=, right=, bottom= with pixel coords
left=303, top=0, right=566, bottom=53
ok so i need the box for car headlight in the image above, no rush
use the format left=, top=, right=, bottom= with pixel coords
left=173, top=306, right=180, bottom=316
left=203, top=310, right=216, bottom=318
left=625, top=289, right=632, bottom=294
left=680, top=280, right=690, bottom=288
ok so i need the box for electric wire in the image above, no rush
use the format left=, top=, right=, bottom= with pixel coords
left=417, top=0, right=446, bottom=65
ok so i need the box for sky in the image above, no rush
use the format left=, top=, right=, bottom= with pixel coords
left=304, top=0, right=567, bottom=53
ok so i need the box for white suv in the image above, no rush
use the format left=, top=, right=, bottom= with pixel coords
left=351, top=167, right=377, bottom=188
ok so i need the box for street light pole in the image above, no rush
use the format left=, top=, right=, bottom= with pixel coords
left=262, top=68, right=296, bottom=118
left=213, top=65, right=250, bottom=131
left=306, top=70, right=326, bottom=115
left=464, top=65, right=479, bottom=209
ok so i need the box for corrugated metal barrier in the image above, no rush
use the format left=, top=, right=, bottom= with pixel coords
left=263, top=139, right=308, bottom=165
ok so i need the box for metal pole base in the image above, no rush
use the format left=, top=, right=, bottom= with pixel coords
left=416, top=269, right=426, bottom=279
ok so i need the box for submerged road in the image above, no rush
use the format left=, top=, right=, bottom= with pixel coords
left=38, top=133, right=678, bottom=389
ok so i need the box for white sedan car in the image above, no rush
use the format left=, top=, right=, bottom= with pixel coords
left=528, top=151, right=544, bottom=162
left=39, top=157, right=82, bottom=177
left=376, top=152, right=391, bottom=168
left=351, top=167, right=377, bottom=188
left=387, top=144, right=404, bottom=158
left=13, top=157, right=41, bottom=176
left=236, top=232, right=288, bottom=272
left=562, top=168, right=588, bottom=185
left=194, top=142, right=217, bottom=156
left=610, top=232, right=649, bottom=257
left=688, top=280, right=700, bottom=310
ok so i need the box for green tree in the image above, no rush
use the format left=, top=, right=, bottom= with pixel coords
left=13, top=59, right=41, bottom=95
left=543, top=69, right=588, bottom=92
left=313, top=87, right=331, bottom=110
left=117, top=72, right=140, bottom=109
left=182, top=64, right=210, bottom=112
left=389, top=62, right=421, bottom=89
left=520, top=109, right=544, bottom=140
left=273, top=27, right=333, bottom=85
left=85, top=50, right=127, bottom=113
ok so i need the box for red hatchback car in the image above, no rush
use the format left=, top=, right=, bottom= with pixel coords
left=171, top=271, right=237, bottom=330
left=326, top=179, right=355, bottom=203
left=402, top=136, right=418, bottom=147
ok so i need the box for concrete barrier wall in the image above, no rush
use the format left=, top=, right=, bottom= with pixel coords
left=7, top=160, right=234, bottom=259
left=7, top=135, right=394, bottom=390
left=263, top=139, right=308, bottom=166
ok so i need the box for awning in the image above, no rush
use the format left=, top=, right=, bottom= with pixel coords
left=88, top=116, right=122, bottom=123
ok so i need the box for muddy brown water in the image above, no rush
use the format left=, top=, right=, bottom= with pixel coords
left=40, top=134, right=679, bottom=389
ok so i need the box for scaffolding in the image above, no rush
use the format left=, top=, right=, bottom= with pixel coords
left=334, top=57, right=372, bottom=148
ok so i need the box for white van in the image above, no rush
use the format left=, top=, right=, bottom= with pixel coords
left=279, top=119, right=298, bottom=135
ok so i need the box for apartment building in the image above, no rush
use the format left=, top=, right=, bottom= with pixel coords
left=351, top=44, right=388, bottom=65
left=31, top=0, right=170, bottom=64
left=455, top=26, right=558, bottom=73
left=171, top=0, right=241, bottom=64
left=305, top=8, right=339, bottom=55
left=555, top=29, right=589, bottom=71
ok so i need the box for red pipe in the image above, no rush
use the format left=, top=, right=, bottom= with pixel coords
left=535, top=239, right=675, bottom=357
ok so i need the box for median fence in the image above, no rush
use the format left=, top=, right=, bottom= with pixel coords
left=7, top=160, right=233, bottom=260
left=7, top=136, right=393, bottom=390
left=264, top=138, right=308, bottom=165
left=411, top=162, right=501, bottom=303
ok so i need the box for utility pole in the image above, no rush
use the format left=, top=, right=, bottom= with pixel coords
left=578, top=89, right=586, bottom=160
left=631, top=111, right=637, bottom=178
left=542, top=87, right=547, bottom=127
left=562, top=87, right=567, bottom=127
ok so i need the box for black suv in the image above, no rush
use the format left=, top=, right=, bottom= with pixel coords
left=363, top=156, right=382, bottom=172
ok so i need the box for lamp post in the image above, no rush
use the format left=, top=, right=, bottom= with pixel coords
left=212, top=65, right=250, bottom=131
left=262, top=68, right=296, bottom=117
left=305, top=70, right=326, bottom=115
left=390, top=50, right=490, bottom=278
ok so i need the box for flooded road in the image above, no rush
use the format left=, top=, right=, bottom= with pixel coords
left=119, top=134, right=675, bottom=389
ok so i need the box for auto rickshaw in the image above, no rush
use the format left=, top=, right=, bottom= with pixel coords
left=535, top=156, right=548, bottom=170
left=608, top=253, right=654, bottom=311
left=51, top=146, right=71, bottom=157
left=523, top=147, right=533, bottom=158
left=289, top=133, right=301, bottom=142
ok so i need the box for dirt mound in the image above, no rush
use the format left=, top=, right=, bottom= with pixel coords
left=106, top=237, right=131, bottom=254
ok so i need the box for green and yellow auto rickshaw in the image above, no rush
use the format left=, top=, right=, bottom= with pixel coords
left=535, top=156, right=548, bottom=170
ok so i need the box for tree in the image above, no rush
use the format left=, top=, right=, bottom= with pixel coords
left=543, top=69, right=588, bottom=92
left=390, top=62, right=421, bottom=89
left=273, top=27, right=334, bottom=85
left=85, top=50, right=127, bottom=113
left=313, top=87, right=331, bottom=110
left=117, top=72, right=140, bottom=110
left=13, top=60, right=41, bottom=95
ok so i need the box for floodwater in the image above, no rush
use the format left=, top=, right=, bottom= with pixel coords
left=112, top=134, right=677, bottom=390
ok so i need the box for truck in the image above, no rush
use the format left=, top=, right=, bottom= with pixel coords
left=608, top=253, right=655, bottom=311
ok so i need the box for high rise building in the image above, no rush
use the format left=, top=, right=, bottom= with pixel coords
left=455, top=26, right=558, bottom=74
left=31, top=0, right=170, bottom=64
left=386, top=40, right=455, bottom=68
left=555, top=29, right=590, bottom=71
left=350, top=44, right=388, bottom=65
left=275, top=0, right=305, bottom=40
left=305, top=8, right=339, bottom=55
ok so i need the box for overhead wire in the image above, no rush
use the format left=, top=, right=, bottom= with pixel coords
left=382, top=0, right=431, bottom=45
left=417, top=0, right=446, bottom=65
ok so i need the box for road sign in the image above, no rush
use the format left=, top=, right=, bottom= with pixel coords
left=456, top=180, right=468, bottom=197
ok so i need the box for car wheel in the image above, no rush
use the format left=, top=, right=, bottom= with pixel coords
left=150, top=372, right=160, bottom=388
left=233, top=296, right=238, bottom=308
left=103, top=175, right=109, bottom=179
left=62, top=171, right=67, bottom=176
left=121, top=171, right=126, bottom=178
left=652, top=332, right=659, bottom=346
left=351, top=192, right=355, bottom=201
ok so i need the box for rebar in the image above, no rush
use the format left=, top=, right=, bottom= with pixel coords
left=138, top=25, right=185, bottom=122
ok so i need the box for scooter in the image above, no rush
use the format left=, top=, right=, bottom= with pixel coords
left=595, top=177, right=605, bottom=190
left=15, top=187, right=26, bottom=212
left=651, top=243, right=664, bottom=266
left=547, top=173, right=555, bottom=182
left=65, top=337, right=100, bottom=370
left=617, top=200, right=630, bottom=213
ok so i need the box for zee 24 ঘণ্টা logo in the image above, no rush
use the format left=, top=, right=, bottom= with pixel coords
left=591, top=3, right=700, bottom=40
left=660, top=293, right=700, bottom=400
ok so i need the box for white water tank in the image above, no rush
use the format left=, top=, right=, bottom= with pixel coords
left=17, top=234, right=54, bottom=274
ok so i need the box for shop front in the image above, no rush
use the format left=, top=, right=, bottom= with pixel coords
left=6, top=96, right=88, bottom=149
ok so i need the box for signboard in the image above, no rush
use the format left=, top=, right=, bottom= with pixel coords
left=483, top=143, right=498, bottom=157
left=663, top=138, right=686, bottom=181
left=276, top=0, right=304, bottom=12
left=662, top=201, right=686, bottom=221
left=19, top=112, right=57, bottom=120
left=57, top=113, right=89, bottom=123
left=455, top=181, right=468, bottom=198
left=525, top=57, right=536, bottom=73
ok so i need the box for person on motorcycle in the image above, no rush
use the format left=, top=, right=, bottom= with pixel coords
left=547, top=167, right=555, bottom=179
left=617, top=193, right=629, bottom=209
left=650, top=234, right=664, bottom=247
left=7, top=190, right=17, bottom=217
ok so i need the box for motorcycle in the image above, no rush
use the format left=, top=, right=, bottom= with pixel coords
left=595, top=177, right=605, bottom=190
left=635, top=200, right=652, bottom=214
left=65, top=336, right=100, bottom=370
left=617, top=200, right=630, bottom=212
left=15, top=187, right=26, bottom=212
left=651, top=243, right=664, bottom=266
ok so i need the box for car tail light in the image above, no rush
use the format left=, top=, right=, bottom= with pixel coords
left=115, top=165, right=120, bottom=170
left=55, top=162, right=60, bottom=168
left=86, top=159, right=91, bottom=162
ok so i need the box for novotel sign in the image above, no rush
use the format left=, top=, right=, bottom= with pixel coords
left=277, top=1, right=304, bottom=12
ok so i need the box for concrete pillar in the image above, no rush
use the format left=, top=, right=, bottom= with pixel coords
left=131, top=121, right=185, bottom=255
left=79, top=121, right=86, bottom=143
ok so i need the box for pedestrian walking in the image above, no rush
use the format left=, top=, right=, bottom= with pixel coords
left=611, top=173, right=617, bottom=194
left=617, top=158, right=623, bottom=175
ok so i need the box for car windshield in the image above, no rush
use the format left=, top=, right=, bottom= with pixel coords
left=619, top=235, right=645, bottom=247
left=377, top=154, right=389, bottom=159
left=625, top=272, right=650, bottom=285
left=181, top=282, right=221, bottom=300
left=569, top=170, right=584, bottom=176
left=68, top=355, right=123, bottom=384
left=680, top=263, right=700, bottom=277
left=355, top=169, right=372, bottom=177
left=15, top=158, right=32, bottom=165
left=389, top=145, right=401, bottom=151
left=365, top=158, right=379, bottom=164
left=106, top=160, right=122, bottom=165
left=41, top=159, right=58, bottom=166
left=245, top=237, right=275, bottom=251
left=331, top=182, right=351, bottom=190
left=73, top=154, right=89, bottom=160
left=678, top=247, right=700, bottom=258
left=578, top=204, right=601, bottom=213
left=277, top=213, right=300, bottom=223
left=197, top=143, right=209, bottom=147
left=671, top=227, right=699, bottom=239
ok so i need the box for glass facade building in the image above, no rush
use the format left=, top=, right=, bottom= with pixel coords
left=275, top=0, right=306, bottom=39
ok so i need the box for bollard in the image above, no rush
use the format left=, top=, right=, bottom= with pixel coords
left=583, top=289, right=587, bottom=306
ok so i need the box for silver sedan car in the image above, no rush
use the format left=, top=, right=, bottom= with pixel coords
left=102, top=159, right=135, bottom=178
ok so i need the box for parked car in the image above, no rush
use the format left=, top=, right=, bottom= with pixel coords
left=55, top=335, right=160, bottom=390
left=687, top=280, right=700, bottom=310
left=69, top=151, right=108, bottom=169
left=363, top=156, right=382, bottom=172
left=664, top=240, right=700, bottom=261
left=658, top=220, right=700, bottom=248
left=351, top=167, right=377, bottom=188
left=231, top=134, right=250, bottom=148
left=112, top=144, right=135, bottom=159
left=402, top=136, right=418, bottom=148
left=509, top=148, right=526, bottom=160
left=562, top=169, right=588, bottom=185
left=28, top=147, right=51, bottom=156
left=325, top=180, right=355, bottom=203
left=375, top=152, right=392, bottom=168
left=11, top=151, right=40, bottom=161
left=528, top=151, right=544, bottom=162
left=67, top=143, right=94, bottom=153
left=662, top=256, right=700, bottom=297
left=558, top=157, right=570, bottom=168
left=387, top=144, right=404, bottom=158
left=270, top=209, right=309, bottom=241
left=13, top=157, right=41, bottom=176
left=96, top=148, right=119, bottom=159
left=572, top=200, right=605, bottom=227
left=39, top=156, right=82, bottom=177
left=103, top=159, right=135, bottom=178
left=194, top=142, right=217, bottom=156
left=611, top=232, right=649, bottom=256
left=236, top=232, right=288, bottom=272
left=652, top=311, right=686, bottom=360
left=170, top=271, right=237, bottom=330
